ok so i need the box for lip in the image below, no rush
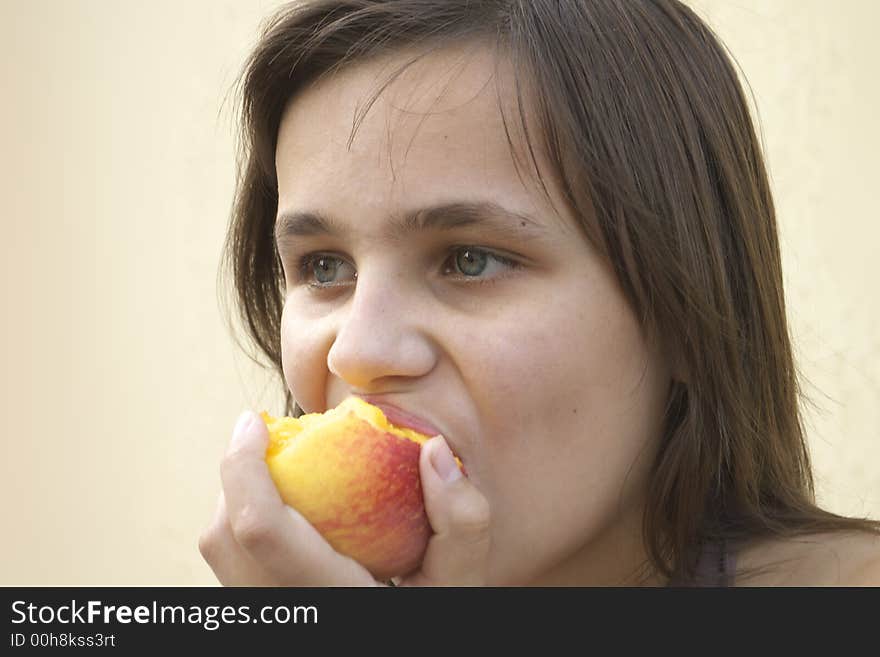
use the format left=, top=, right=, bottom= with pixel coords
left=356, top=396, right=443, bottom=438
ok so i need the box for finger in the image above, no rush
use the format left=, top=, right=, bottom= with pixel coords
left=220, top=410, right=378, bottom=586
left=200, top=492, right=277, bottom=586
left=199, top=492, right=278, bottom=586
left=398, top=435, right=491, bottom=586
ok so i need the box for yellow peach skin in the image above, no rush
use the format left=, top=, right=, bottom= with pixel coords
left=260, top=396, right=462, bottom=580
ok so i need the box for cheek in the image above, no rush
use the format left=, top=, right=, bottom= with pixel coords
left=468, top=280, right=669, bottom=540
left=280, top=303, right=332, bottom=412
left=464, top=284, right=653, bottom=447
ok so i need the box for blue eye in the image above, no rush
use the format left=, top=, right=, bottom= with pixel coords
left=295, top=254, right=357, bottom=288
left=306, top=256, right=347, bottom=284
left=442, top=247, right=522, bottom=283
left=294, top=247, right=520, bottom=290
left=453, top=248, right=490, bottom=277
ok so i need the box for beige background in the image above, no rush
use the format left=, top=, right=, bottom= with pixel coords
left=1, top=0, right=877, bottom=585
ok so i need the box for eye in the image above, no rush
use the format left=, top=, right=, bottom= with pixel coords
left=292, top=247, right=521, bottom=290
left=295, top=254, right=357, bottom=288
left=442, top=247, right=520, bottom=282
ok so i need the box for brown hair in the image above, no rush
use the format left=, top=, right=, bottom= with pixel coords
left=219, top=0, right=880, bottom=583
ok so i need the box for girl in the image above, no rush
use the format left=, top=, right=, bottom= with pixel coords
left=199, top=0, right=880, bottom=586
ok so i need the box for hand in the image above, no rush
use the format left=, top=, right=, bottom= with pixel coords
left=198, top=411, right=491, bottom=586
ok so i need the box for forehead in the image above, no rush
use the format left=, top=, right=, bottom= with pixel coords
left=277, top=43, right=517, bottom=161
left=274, top=42, right=577, bottom=237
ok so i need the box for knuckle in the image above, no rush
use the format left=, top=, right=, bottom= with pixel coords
left=231, top=506, right=276, bottom=552
left=452, top=494, right=491, bottom=537
left=198, top=530, right=217, bottom=562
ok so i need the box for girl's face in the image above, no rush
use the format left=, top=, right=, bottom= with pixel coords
left=274, top=45, right=673, bottom=585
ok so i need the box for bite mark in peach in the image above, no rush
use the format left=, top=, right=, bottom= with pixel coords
left=260, top=396, right=463, bottom=580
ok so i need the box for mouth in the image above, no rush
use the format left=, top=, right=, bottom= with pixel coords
left=355, top=396, right=443, bottom=438
left=351, top=395, right=468, bottom=474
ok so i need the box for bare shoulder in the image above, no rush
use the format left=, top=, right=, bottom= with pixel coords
left=733, top=530, right=880, bottom=586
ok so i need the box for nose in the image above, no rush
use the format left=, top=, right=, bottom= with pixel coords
left=326, top=270, right=436, bottom=391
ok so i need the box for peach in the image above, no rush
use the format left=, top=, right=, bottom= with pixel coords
left=260, top=396, right=462, bottom=580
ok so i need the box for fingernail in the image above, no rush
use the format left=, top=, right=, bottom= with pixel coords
left=233, top=411, right=254, bottom=440
left=430, top=436, right=462, bottom=483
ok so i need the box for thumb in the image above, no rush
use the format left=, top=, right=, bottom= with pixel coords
left=399, top=435, right=490, bottom=586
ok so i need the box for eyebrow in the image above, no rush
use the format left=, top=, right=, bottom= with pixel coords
left=274, top=201, right=548, bottom=246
